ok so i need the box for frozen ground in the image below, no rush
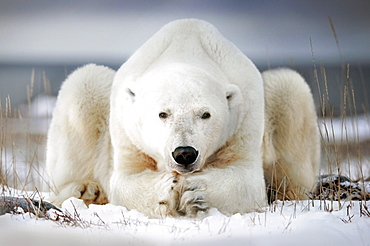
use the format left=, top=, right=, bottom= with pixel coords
left=0, top=190, right=370, bottom=246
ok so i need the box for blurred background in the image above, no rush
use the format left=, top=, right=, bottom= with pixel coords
left=1, top=0, right=369, bottom=116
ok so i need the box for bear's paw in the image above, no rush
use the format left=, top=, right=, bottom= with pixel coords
left=76, top=181, right=108, bottom=206
left=153, top=174, right=181, bottom=217
left=178, top=178, right=210, bottom=217
left=50, top=181, right=108, bottom=208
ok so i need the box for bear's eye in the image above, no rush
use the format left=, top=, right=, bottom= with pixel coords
left=159, top=112, right=169, bottom=119
left=201, top=112, right=211, bottom=119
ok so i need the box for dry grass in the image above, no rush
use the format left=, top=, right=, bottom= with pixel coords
left=0, top=70, right=52, bottom=193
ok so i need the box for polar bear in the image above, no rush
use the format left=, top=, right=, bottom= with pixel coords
left=46, top=19, right=320, bottom=217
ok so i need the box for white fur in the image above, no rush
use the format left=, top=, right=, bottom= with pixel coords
left=47, top=19, right=320, bottom=217
left=262, top=68, right=320, bottom=200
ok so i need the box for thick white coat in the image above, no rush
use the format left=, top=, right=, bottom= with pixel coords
left=47, top=19, right=319, bottom=217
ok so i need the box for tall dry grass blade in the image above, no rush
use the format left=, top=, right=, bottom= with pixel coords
left=310, top=38, right=323, bottom=113
left=5, top=96, right=11, bottom=118
left=328, top=16, right=344, bottom=70
left=42, top=71, right=52, bottom=95
left=0, top=99, right=5, bottom=187
left=27, top=69, right=35, bottom=110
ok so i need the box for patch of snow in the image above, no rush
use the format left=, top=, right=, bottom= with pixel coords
left=29, top=95, right=57, bottom=118
left=319, top=114, right=370, bottom=142
left=365, top=183, right=370, bottom=193
left=1, top=194, right=370, bottom=246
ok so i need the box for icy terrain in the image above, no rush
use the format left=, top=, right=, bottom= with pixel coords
left=0, top=192, right=370, bottom=246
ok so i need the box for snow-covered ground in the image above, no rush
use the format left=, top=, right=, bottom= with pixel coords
left=319, top=114, right=370, bottom=143
left=1, top=189, right=370, bottom=246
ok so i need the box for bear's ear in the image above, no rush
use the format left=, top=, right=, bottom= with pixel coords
left=226, top=84, right=242, bottom=110
left=126, top=88, right=136, bottom=103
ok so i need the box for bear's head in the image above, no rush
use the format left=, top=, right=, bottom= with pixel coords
left=119, top=63, right=243, bottom=174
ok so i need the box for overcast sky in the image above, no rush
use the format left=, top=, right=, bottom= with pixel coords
left=0, top=0, right=369, bottom=65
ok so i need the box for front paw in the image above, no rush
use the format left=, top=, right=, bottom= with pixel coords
left=154, top=174, right=181, bottom=217
left=50, top=181, right=108, bottom=207
left=178, top=177, right=210, bottom=217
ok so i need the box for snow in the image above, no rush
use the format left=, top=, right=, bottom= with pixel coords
left=1, top=191, right=370, bottom=246
left=28, top=95, right=57, bottom=118
left=319, top=114, right=370, bottom=143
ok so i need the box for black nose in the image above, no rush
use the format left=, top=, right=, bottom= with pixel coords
left=172, top=146, right=199, bottom=166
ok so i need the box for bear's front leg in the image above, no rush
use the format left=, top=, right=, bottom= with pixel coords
left=109, top=170, right=182, bottom=218
left=177, top=165, right=268, bottom=217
